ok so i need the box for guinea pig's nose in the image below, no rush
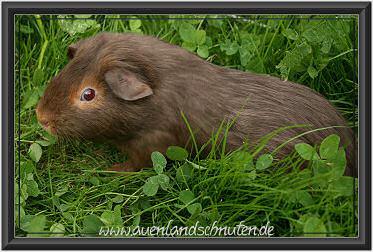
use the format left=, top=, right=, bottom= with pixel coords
left=36, top=106, right=50, bottom=129
left=39, top=118, right=49, bottom=128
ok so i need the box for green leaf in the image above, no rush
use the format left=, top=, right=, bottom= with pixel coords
left=319, top=134, right=340, bottom=160
left=303, top=216, right=327, bottom=237
left=220, top=40, right=239, bottom=55
left=312, top=159, right=331, bottom=179
left=179, top=23, right=206, bottom=45
left=276, top=42, right=312, bottom=80
left=129, top=19, right=142, bottom=30
left=307, top=66, right=318, bottom=79
left=26, top=179, right=40, bottom=197
left=295, top=191, right=314, bottom=206
left=49, top=223, right=65, bottom=237
left=182, top=41, right=197, bottom=52
left=60, top=204, right=70, bottom=212
left=295, top=143, right=319, bottom=160
left=35, top=140, right=52, bottom=147
left=20, top=183, right=28, bottom=203
left=205, top=36, right=213, bottom=47
left=303, top=25, right=324, bottom=44
left=240, top=32, right=261, bottom=50
left=131, top=28, right=143, bottom=34
left=143, top=176, right=159, bottom=196
left=197, top=45, right=209, bottom=58
left=166, top=146, right=189, bottom=161
left=20, top=160, right=34, bottom=178
left=179, top=23, right=196, bottom=43
left=20, top=24, right=34, bottom=34
left=239, top=46, right=253, bottom=67
left=23, top=90, right=39, bottom=109
left=326, top=221, right=343, bottom=236
left=329, top=176, right=354, bottom=196
left=313, top=55, right=330, bottom=72
left=208, top=18, right=224, bottom=28
left=231, top=151, right=254, bottom=171
left=15, top=204, right=25, bottom=227
left=282, top=28, right=298, bottom=40
left=239, top=170, right=257, bottom=183
left=151, top=151, right=167, bottom=174
left=112, top=195, right=124, bottom=203
left=329, top=148, right=347, bottom=177
left=32, top=68, right=44, bottom=85
left=256, top=154, right=273, bottom=170
left=155, top=174, right=170, bottom=190
left=82, top=215, right=104, bottom=234
left=58, top=18, right=100, bottom=35
left=179, top=190, right=195, bottom=204
left=100, top=206, right=123, bottom=227
left=62, top=212, right=74, bottom=223
left=42, top=131, right=57, bottom=145
left=321, top=39, right=332, bottom=54
left=194, top=30, right=206, bottom=45
left=28, top=143, right=42, bottom=163
left=176, top=163, right=193, bottom=182
left=88, top=176, right=100, bottom=186
left=74, top=14, right=92, bottom=18
left=37, top=85, right=47, bottom=97
left=132, top=215, right=141, bottom=226
left=52, top=195, right=61, bottom=208
left=245, top=57, right=266, bottom=73
left=187, top=161, right=207, bottom=170
left=187, top=203, right=202, bottom=215
left=21, top=214, right=46, bottom=233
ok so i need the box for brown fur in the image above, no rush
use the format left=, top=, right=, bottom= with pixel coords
left=36, top=32, right=356, bottom=176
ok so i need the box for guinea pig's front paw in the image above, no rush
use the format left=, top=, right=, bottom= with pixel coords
left=108, top=162, right=141, bottom=173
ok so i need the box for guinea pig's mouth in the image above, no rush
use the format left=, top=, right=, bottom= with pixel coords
left=36, top=105, right=58, bottom=135
left=38, top=121, right=57, bottom=135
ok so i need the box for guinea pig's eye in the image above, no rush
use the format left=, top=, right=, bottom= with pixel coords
left=80, top=88, right=96, bottom=101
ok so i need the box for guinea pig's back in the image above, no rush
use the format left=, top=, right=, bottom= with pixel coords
left=153, top=48, right=355, bottom=176
left=223, top=71, right=356, bottom=176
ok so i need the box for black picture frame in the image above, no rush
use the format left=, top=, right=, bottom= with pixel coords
left=2, top=1, right=371, bottom=250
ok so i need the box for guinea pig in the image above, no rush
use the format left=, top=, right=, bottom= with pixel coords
left=36, top=32, right=356, bottom=176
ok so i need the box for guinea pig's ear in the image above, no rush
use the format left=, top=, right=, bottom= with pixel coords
left=104, top=69, right=154, bottom=101
left=67, top=44, right=77, bottom=60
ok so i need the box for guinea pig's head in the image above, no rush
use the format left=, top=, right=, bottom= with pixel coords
left=36, top=32, right=160, bottom=141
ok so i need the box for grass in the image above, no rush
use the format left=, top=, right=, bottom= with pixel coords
left=15, top=14, right=358, bottom=237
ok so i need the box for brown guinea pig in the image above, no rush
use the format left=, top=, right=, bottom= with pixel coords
left=36, top=32, right=356, bottom=176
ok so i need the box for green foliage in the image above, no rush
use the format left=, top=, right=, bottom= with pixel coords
left=143, top=152, right=170, bottom=196
left=49, top=223, right=65, bottom=237
left=178, top=190, right=202, bottom=215
left=295, top=134, right=347, bottom=176
left=176, top=163, right=193, bottom=182
left=220, top=39, right=239, bottom=55
left=57, top=15, right=100, bottom=35
left=255, top=154, right=274, bottom=170
left=319, top=134, right=340, bottom=160
left=178, top=22, right=209, bottom=58
left=28, top=143, right=42, bottom=163
left=179, top=190, right=195, bottom=204
left=21, top=214, right=46, bottom=237
left=82, top=215, right=104, bottom=234
left=294, top=134, right=353, bottom=199
left=15, top=14, right=357, bottom=237
left=151, top=151, right=167, bottom=174
left=295, top=143, right=319, bottom=160
left=303, top=216, right=327, bottom=237
left=143, top=176, right=159, bottom=196
left=166, top=146, right=189, bottom=161
left=100, top=205, right=123, bottom=227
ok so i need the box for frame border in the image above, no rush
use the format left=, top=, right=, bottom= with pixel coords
left=2, top=1, right=371, bottom=250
